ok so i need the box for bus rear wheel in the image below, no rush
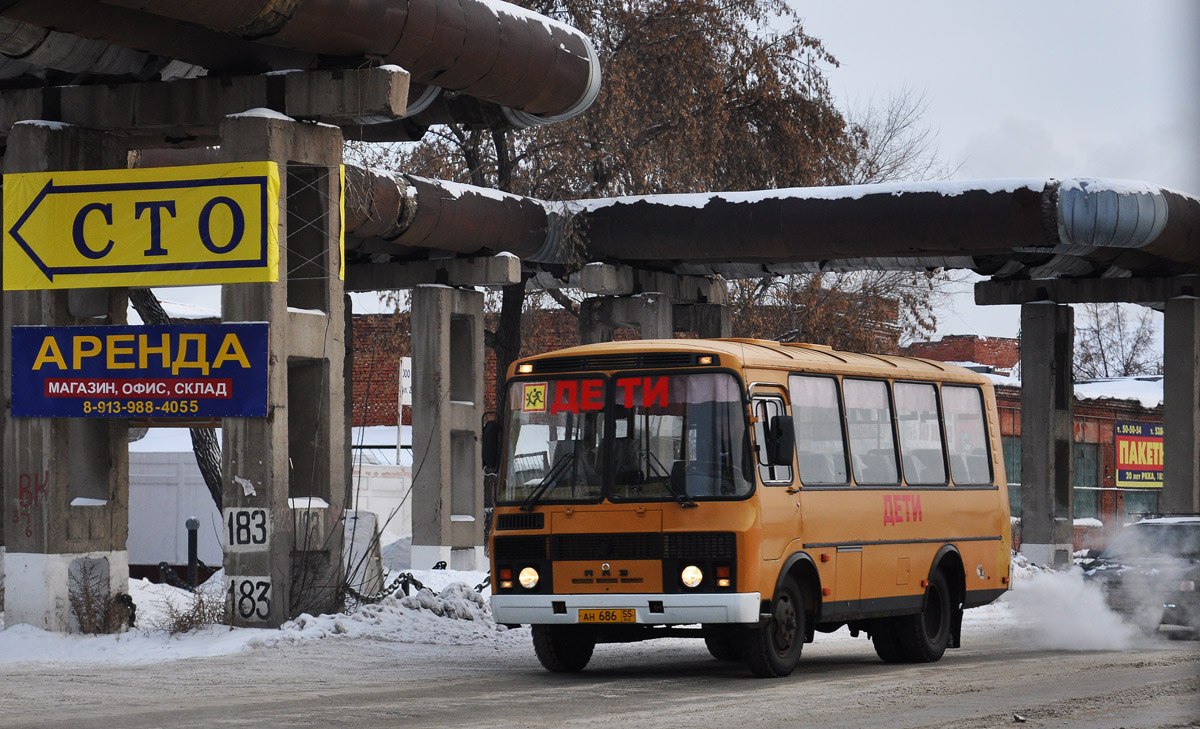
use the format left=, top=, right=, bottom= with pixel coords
left=531, top=625, right=596, bottom=672
left=879, top=569, right=952, bottom=663
left=744, top=576, right=805, bottom=677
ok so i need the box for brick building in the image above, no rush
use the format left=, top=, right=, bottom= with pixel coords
left=905, top=335, right=1019, bottom=376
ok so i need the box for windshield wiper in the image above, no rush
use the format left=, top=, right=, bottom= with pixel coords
left=520, top=452, right=576, bottom=511
left=646, top=451, right=696, bottom=508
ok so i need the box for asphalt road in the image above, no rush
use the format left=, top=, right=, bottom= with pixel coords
left=2, top=622, right=1197, bottom=729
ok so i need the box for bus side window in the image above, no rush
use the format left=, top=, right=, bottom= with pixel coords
left=752, top=395, right=793, bottom=485
left=942, top=384, right=993, bottom=484
left=894, top=381, right=948, bottom=485
left=789, top=374, right=850, bottom=485
left=843, top=378, right=899, bottom=485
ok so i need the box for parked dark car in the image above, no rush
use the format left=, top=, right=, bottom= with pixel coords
left=1083, top=516, right=1200, bottom=633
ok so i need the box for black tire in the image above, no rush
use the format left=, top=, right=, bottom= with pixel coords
left=703, top=627, right=742, bottom=661
left=870, top=620, right=905, bottom=663
left=531, top=624, right=596, bottom=672
left=744, top=576, right=806, bottom=678
left=890, top=569, right=952, bottom=663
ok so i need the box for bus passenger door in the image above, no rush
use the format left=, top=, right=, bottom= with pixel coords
left=751, top=389, right=801, bottom=561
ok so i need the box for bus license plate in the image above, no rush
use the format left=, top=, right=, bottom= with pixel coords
left=578, top=608, right=636, bottom=624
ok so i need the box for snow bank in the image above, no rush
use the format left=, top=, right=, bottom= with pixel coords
left=0, top=568, right=518, bottom=665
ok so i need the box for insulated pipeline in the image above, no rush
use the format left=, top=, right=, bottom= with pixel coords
left=342, top=175, right=1200, bottom=281
left=28, top=0, right=601, bottom=125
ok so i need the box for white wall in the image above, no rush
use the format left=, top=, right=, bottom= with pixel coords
left=129, top=451, right=224, bottom=566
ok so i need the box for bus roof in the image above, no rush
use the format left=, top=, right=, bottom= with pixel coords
left=514, top=338, right=990, bottom=384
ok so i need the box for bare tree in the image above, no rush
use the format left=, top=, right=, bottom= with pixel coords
left=844, top=87, right=959, bottom=184
left=1073, top=302, right=1161, bottom=379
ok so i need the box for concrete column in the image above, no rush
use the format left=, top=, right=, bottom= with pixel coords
left=579, top=293, right=675, bottom=344
left=219, top=113, right=347, bottom=625
left=1019, top=303, right=1075, bottom=567
left=673, top=302, right=732, bottom=338
left=411, top=285, right=486, bottom=569
left=1, top=122, right=130, bottom=631
left=1163, top=297, right=1200, bottom=513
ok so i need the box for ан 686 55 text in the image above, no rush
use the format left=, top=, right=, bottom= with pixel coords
left=81, top=399, right=199, bottom=415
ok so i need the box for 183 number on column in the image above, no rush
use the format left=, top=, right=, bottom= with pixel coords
left=223, top=507, right=270, bottom=551
left=227, top=576, right=271, bottom=621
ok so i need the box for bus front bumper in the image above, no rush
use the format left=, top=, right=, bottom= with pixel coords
left=491, top=592, right=762, bottom=625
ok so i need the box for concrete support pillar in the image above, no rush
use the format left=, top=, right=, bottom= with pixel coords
left=1, top=122, right=130, bottom=630
left=1163, top=297, right=1200, bottom=513
left=673, top=302, right=732, bottom=338
left=410, top=285, right=486, bottom=569
left=219, top=113, right=347, bottom=625
left=579, top=293, right=674, bottom=344
left=1019, top=303, right=1075, bottom=567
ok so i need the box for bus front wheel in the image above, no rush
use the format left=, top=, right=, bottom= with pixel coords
left=531, top=625, right=596, bottom=672
left=744, top=576, right=805, bottom=677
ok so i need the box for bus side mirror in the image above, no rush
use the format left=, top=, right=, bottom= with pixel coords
left=767, top=415, right=795, bottom=466
left=481, top=419, right=500, bottom=471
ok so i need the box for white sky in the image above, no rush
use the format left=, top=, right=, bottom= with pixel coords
left=795, top=0, right=1200, bottom=339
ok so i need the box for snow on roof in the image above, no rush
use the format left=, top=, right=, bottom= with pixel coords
left=985, top=373, right=1162, bottom=409
left=1074, top=377, right=1163, bottom=409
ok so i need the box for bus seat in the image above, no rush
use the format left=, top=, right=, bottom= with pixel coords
left=859, top=452, right=898, bottom=484
left=904, top=448, right=946, bottom=484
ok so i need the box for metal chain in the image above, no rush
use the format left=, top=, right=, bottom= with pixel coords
left=344, top=570, right=492, bottom=605
left=345, top=571, right=427, bottom=604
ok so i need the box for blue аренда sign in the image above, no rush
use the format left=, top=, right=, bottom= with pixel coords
left=10, top=323, right=268, bottom=418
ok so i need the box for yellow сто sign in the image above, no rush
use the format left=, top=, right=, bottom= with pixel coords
left=3, top=162, right=281, bottom=290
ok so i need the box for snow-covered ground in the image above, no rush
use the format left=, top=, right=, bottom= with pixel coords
left=0, top=554, right=1167, bottom=666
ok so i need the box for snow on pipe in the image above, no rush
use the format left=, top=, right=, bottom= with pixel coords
left=343, top=174, right=1200, bottom=280
left=88, top=0, right=601, bottom=125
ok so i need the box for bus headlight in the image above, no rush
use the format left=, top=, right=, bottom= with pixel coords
left=519, top=567, right=540, bottom=589
left=681, top=565, right=704, bottom=589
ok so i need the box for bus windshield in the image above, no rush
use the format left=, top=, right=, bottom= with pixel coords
left=500, top=372, right=752, bottom=505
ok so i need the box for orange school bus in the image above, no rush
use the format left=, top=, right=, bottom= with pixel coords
left=488, top=339, right=1011, bottom=677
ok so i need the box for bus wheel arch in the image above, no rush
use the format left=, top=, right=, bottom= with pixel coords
left=775, top=552, right=821, bottom=635
left=931, top=545, right=966, bottom=649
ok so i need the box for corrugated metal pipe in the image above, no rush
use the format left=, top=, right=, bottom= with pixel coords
left=59, top=0, right=600, bottom=126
